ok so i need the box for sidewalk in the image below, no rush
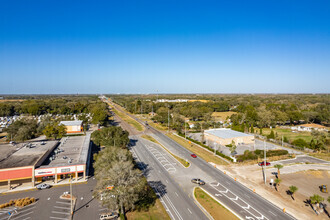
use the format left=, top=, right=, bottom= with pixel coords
left=0, top=177, right=88, bottom=194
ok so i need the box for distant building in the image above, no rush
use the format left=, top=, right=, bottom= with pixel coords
left=60, top=120, right=83, bottom=133
left=204, top=128, right=254, bottom=146
left=291, top=123, right=328, bottom=132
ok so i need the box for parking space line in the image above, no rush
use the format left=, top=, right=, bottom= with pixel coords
left=11, top=211, right=33, bottom=220
left=50, top=217, right=69, bottom=220
left=56, top=201, right=70, bottom=205
left=54, top=206, right=71, bottom=210
left=51, top=211, right=70, bottom=215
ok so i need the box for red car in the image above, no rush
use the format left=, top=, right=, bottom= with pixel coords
left=258, top=161, right=271, bottom=166
left=191, top=154, right=197, bottom=158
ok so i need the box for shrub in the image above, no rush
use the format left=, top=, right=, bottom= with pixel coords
left=292, top=138, right=308, bottom=149
left=30, top=197, right=36, bottom=203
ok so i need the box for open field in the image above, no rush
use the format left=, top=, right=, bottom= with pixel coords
left=194, top=187, right=238, bottom=220
left=125, top=198, right=170, bottom=220
left=211, top=111, right=236, bottom=121
left=309, top=152, right=330, bottom=161
left=110, top=106, right=144, bottom=132
left=261, top=128, right=313, bottom=143
left=0, top=99, right=24, bottom=102
left=141, top=134, right=190, bottom=167
left=188, top=99, right=210, bottom=103
left=166, top=133, right=228, bottom=165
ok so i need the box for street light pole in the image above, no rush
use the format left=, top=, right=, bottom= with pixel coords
left=70, top=175, right=73, bottom=215
left=264, top=140, right=267, bottom=185
left=185, top=120, right=186, bottom=139
left=168, top=106, right=170, bottom=133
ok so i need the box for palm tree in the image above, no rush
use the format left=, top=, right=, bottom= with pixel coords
left=310, top=194, right=324, bottom=213
left=274, top=178, right=282, bottom=191
left=289, top=185, right=298, bottom=200
left=274, top=164, right=283, bottom=178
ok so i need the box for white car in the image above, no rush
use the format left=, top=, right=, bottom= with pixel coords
left=36, top=183, right=51, bottom=189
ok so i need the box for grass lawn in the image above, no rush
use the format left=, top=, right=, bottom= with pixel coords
left=110, top=106, right=144, bottom=132
left=166, top=133, right=228, bottom=165
left=194, top=187, right=238, bottom=220
left=309, top=152, right=330, bottom=161
left=261, top=128, right=313, bottom=143
left=211, top=111, right=236, bottom=121
left=126, top=199, right=170, bottom=220
left=141, top=135, right=190, bottom=167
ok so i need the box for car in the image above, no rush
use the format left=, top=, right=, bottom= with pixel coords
left=191, top=154, right=197, bottom=158
left=258, top=161, right=271, bottom=166
left=100, top=212, right=118, bottom=220
left=320, top=185, right=328, bottom=193
left=191, top=178, right=205, bottom=185
left=36, top=183, right=51, bottom=190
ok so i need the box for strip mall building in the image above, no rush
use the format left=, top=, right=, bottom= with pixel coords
left=0, top=133, right=91, bottom=190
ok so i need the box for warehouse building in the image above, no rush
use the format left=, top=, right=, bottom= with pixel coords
left=204, top=128, right=254, bottom=146
left=60, top=120, right=83, bottom=133
left=0, top=133, right=91, bottom=190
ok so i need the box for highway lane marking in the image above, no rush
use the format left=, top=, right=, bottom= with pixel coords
left=209, top=182, right=269, bottom=220
left=175, top=192, right=179, bottom=197
left=21, top=218, right=31, bottom=220
left=166, top=179, right=169, bottom=183
left=268, top=211, right=276, bottom=216
left=187, top=208, right=192, bottom=214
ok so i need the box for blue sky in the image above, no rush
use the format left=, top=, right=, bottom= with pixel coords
left=1, top=0, right=329, bottom=94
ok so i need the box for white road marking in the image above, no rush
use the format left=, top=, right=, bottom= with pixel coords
left=54, top=206, right=71, bottom=210
left=11, top=211, right=33, bottom=220
left=56, top=201, right=70, bottom=205
left=187, top=208, right=192, bottom=214
left=166, top=179, right=169, bottom=183
left=269, top=211, right=276, bottom=216
left=51, top=211, right=70, bottom=215
left=50, top=217, right=68, bottom=220
left=175, top=192, right=179, bottom=197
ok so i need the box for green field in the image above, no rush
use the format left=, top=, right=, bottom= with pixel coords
left=261, top=128, right=313, bottom=143
left=126, top=198, right=170, bottom=220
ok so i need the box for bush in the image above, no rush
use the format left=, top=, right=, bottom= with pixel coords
left=292, top=138, right=308, bottom=149
left=237, top=149, right=288, bottom=162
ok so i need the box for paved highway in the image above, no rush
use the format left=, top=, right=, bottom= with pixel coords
left=107, top=99, right=296, bottom=220
left=129, top=136, right=208, bottom=220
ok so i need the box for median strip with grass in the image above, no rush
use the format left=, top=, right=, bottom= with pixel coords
left=141, top=135, right=190, bottom=168
left=194, top=187, right=239, bottom=220
left=166, top=133, right=228, bottom=165
left=109, top=105, right=144, bottom=132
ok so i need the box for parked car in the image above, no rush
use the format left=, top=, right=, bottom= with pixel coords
left=191, top=178, right=205, bottom=185
left=258, top=161, right=271, bottom=166
left=191, top=154, right=197, bottom=158
left=100, top=212, right=118, bottom=220
left=36, top=183, right=51, bottom=190
left=320, top=185, right=328, bottom=193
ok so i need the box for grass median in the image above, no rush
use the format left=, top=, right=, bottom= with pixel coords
left=110, top=106, right=144, bottom=132
left=166, top=133, right=228, bottom=165
left=194, top=187, right=239, bottom=220
left=141, top=134, right=190, bottom=167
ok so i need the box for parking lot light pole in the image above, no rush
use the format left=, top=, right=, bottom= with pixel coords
left=264, top=140, right=267, bottom=185
left=70, top=175, right=73, bottom=215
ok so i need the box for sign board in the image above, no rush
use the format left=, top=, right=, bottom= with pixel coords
left=35, top=168, right=56, bottom=176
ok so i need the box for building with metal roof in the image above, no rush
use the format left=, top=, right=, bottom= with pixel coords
left=60, top=120, right=83, bottom=133
left=204, top=128, right=254, bottom=146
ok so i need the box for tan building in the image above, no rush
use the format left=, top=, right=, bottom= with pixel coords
left=204, top=128, right=254, bottom=146
left=60, top=120, right=83, bottom=133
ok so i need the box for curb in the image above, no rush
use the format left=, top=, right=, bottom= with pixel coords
left=192, top=187, right=214, bottom=220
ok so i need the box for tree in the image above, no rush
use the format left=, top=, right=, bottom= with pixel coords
left=274, top=164, right=284, bottom=179
left=289, top=185, right=298, bottom=200
left=5, top=118, right=38, bottom=141
left=43, top=123, right=67, bottom=139
left=267, top=130, right=275, bottom=139
left=229, top=140, right=237, bottom=156
left=93, top=147, right=147, bottom=217
left=274, top=178, right=282, bottom=191
left=91, top=127, right=129, bottom=148
left=310, top=194, right=324, bottom=213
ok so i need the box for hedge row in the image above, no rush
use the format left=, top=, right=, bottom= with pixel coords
left=177, top=133, right=233, bottom=162
left=0, top=197, right=36, bottom=209
left=236, top=149, right=288, bottom=162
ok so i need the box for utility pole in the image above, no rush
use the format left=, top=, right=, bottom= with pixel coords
left=168, top=106, right=170, bottom=133
left=263, top=140, right=267, bottom=185
left=70, top=175, right=73, bottom=215
left=184, top=120, right=186, bottom=139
